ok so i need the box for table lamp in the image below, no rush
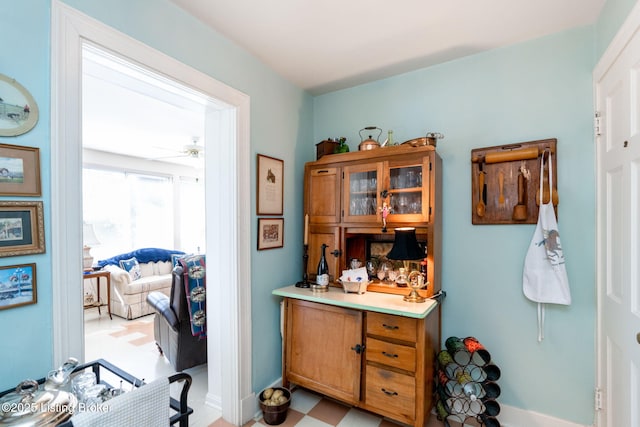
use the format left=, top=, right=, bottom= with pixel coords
left=83, top=223, right=100, bottom=271
left=386, top=227, right=427, bottom=303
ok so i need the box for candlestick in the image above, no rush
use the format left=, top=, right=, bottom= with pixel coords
left=295, top=244, right=310, bottom=288
left=303, top=214, right=309, bottom=245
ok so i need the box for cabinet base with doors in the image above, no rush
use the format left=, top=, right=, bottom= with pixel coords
left=275, top=286, right=441, bottom=427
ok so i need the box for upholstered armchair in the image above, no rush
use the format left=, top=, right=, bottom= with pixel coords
left=146, top=265, right=207, bottom=371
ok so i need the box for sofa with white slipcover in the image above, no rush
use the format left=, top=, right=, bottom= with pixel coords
left=96, top=248, right=185, bottom=320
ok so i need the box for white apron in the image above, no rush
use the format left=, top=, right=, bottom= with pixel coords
left=522, top=151, right=571, bottom=341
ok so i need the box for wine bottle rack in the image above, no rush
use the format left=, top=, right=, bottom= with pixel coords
left=435, top=337, right=501, bottom=427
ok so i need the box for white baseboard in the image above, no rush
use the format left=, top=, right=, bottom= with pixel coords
left=241, top=391, right=257, bottom=423
left=249, top=380, right=592, bottom=427
left=205, top=391, right=222, bottom=411
left=493, top=404, right=592, bottom=427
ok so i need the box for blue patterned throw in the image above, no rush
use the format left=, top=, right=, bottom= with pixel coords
left=179, top=254, right=206, bottom=337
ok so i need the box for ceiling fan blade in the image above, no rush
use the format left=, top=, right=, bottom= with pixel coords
left=148, top=153, right=190, bottom=161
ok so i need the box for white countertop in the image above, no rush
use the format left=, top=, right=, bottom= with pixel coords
left=272, top=285, right=438, bottom=319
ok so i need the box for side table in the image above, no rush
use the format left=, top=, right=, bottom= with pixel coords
left=83, top=270, right=112, bottom=319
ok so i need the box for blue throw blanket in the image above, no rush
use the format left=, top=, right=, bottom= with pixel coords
left=97, top=248, right=185, bottom=268
left=179, top=255, right=206, bottom=337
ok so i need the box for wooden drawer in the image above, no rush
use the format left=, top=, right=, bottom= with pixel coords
left=365, top=365, right=415, bottom=419
left=367, top=312, right=417, bottom=343
left=366, top=337, right=416, bottom=372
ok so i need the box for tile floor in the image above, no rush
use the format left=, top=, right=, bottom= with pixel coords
left=83, top=309, right=221, bottom=427
left=84, top=310, right=458, bottom=427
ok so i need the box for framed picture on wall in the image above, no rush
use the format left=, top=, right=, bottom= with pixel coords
left=257, top=154, right=284, bottom=215
left=0, top=143, right=41, bottom=196
left=0, top=74, right=39, bottom=137
left=0, top=263, right=37, bottom=310
left=257, top=218, right=284, bottom=250
left=0, top=201, right=45, bottom=257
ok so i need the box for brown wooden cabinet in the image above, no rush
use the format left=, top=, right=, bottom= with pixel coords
left=281, top=297, right=440, bottom=427
left=293, top=144, right=443, bottom=425
left=303, top=145, right=442, bottom=297
left=283, top=299, right=362, bottom=404
left=306, top=166, right=341, bottom=224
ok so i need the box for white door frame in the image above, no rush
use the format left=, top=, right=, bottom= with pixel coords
left=594, top=2, right=640, bottom=426
left=51, top=2, right=253, bottom=424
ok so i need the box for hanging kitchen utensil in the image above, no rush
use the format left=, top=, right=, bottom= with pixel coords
left=498, top=170, right=505, bottom=206
left=358, top=126, right=382, bottom=151
left=535, top=149, right=559, bottom=206
left=512, top=171, right=527, bottom=221
left=476, top=170, right=486, bottom=217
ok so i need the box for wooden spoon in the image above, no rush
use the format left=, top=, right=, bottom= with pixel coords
left=498, top=171, right=505, bottom=206
left=512, top=171, right=528, bottom=221
left=476, top=171, right=486, bottom=217
left=536, top=170, right=559, bottom=206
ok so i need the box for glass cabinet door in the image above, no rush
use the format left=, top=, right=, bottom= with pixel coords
left=384, top=157, right=430, bottom=222
left=343, top=164, right=382, bottom=223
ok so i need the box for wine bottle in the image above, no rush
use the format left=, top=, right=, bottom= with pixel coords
left=316, top=243, right=329, bottom=286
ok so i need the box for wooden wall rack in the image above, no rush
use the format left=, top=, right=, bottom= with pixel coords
left=471, top=138, right=557, bottom=225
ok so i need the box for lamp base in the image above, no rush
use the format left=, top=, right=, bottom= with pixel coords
left=403, top=275, right=429, bottom=303
left=83, top=246, right=94, bottom=270
left=403, top=289, right=426, bottom=303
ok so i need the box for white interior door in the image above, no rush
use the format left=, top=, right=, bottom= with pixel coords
left=595, top=10, right=640, bottom=426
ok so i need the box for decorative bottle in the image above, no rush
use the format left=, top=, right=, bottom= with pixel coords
left=387, top=130, right=395, bottom=146
left=316, top=244, right=329, bottom=286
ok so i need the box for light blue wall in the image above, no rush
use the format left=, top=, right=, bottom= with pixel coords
left=0, top=0, right=313, bottom=394
left=595, top=0, right=638, bottom=57
left=2, top=0, right=637, bottom=423
left=313, top=27, right=595, bottom=424
left=0, top=1, right=53, bottom=388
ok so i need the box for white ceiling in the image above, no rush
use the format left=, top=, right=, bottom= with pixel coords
left=82, top=1, right=605, bottom=162
left=82, top=45, right=208, bottom=167
left=171, top=0, right=606, bottom=95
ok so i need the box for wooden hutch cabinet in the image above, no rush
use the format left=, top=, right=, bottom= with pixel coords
left=277, top=144, right=443, bottom=426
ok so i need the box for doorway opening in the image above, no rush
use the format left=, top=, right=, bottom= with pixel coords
left=51, top=1, right=253, bottom=424
left=80, top=42, right=209, bottom=393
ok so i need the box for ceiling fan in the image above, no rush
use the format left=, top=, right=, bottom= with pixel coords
left=152, top=137, right=204, bottom=161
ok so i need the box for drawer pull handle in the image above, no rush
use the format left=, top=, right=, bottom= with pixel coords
left=381, top=388, right=398, bottom=396
left=382, top=324, right=399, bottom=330
left=382, top=351, right=398, bottom=359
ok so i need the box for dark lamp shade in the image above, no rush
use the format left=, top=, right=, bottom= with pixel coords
left=387, top=227, right=424, bottom=261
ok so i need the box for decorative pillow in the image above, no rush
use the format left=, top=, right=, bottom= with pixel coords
left=171, top=253, right=186, bottom=267
left=119, top=257, right=142, bottom=281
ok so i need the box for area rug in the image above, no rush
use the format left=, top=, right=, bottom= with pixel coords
left=108, top=319, right=155, bottom=346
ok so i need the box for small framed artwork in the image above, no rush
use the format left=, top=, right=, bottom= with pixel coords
left=0, top=74, right=39, bottom=137
left=258, top=218, right=284, bottom=250
left=0, top=263, right=37, bottom=310
left=0, top=201, right=45, bottom=257
left=0, top=143, right=41, bottom=196
left=257, top=154, right=284, bottom=215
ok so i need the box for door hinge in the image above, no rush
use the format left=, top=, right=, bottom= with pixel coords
left=594, top=387, right=603, bottom=411
left=594, top=111, right=602, bottom=136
